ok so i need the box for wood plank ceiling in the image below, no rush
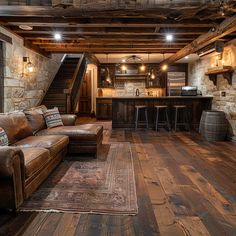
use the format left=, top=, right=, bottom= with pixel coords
left=0, top=0, right=236, bottom=57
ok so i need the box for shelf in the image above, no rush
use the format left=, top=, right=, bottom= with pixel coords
left=115, top=76, right=146, bottom=80
left=205, top=66, right=234, bottom=85
left=115, top=74, right=146, bottom=77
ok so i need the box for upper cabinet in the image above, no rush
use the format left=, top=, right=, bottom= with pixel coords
left=98, top=63, right=167, bottom=88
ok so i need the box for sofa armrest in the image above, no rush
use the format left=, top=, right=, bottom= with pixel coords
left=60, top=114, right=77, bottom=126
left=0, top=147, right=25, bottom=209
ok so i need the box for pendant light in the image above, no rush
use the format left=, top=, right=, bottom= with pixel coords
left=147, top=53, right=151, bottom=76
left=106, top=54, right=111, bottom=84
left=161, top=53, right=168, bottom=71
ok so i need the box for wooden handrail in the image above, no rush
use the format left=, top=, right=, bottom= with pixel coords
left=64, top=54, right=87, bottom=113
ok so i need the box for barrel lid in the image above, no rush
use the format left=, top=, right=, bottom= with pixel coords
left=203, top=110, right=225, bottom=115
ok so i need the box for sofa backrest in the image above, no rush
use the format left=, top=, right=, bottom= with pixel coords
left=0, top=111, right=33, bottom=145
left=24, top=105, right=47, bottom=134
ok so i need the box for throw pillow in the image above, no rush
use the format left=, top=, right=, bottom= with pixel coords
left=24, top=109, right=46, bottom=134
left=43, top=107, right=64, bottom=129
left=0, top=127, right=9, bottom=146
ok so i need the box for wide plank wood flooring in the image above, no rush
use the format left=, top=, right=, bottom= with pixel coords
left=1, top=119, right=236, bottom=236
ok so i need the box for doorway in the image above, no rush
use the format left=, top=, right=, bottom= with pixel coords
left=78, top=71, right=92, bottom=115
left=0, top=42, right=4, bottom=112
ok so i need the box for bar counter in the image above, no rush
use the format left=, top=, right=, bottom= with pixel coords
left=110, top=96, right=213, bottom=129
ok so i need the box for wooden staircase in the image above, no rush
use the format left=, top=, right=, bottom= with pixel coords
left=41, top=55, right=87, bottom=113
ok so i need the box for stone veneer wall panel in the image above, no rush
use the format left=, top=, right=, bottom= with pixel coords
left=188, top=39, right=236, bottom=136
left=0, top=26, right=63, bottom=112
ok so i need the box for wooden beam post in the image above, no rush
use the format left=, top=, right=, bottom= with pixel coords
left=160, top=15, right=236, bottom=66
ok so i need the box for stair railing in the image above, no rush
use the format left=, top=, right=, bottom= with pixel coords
left=64, top=54, right=87, bottom=113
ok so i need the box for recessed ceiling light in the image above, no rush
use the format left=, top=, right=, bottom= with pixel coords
left=19, top=25, right=33, bottom=31
left=166, top=34, right=173, bottom=42
left=54, top=33, right=62, bottom=40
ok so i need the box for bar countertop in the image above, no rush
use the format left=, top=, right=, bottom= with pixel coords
left=97, top=96, right=213, bottom=99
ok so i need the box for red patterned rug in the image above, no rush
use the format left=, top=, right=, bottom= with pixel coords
left=20, top=143, right=138, bottom=215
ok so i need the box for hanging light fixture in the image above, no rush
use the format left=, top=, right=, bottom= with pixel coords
left=150, top=69, right=155, bottom=80
left=161, top=53, right=168, bottom=71
left=147, top=53, right=151, bottom=76
left=23, top=57, right=34, bottom=74
left=105, top=54, right=111, bottom=84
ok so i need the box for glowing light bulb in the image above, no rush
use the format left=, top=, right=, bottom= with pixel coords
left=140, top=65, right=146, bottom=71
left=27, top=62, right=34, bottom=73
left=162, top=64, right=168, bottom=71
left=54, top=33, right=62, bottom=40
left=166, top=34, right=173, bottom=42
left=121, top=65, right=127, bottom=71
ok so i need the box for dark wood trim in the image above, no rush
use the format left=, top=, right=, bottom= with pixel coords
left=0, top=42, right=4, bottom=112
left=0, top=32, right=12, bottom=44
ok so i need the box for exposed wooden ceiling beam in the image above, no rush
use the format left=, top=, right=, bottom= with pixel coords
left=161, top=14, right=236, bottom=65
left=45, top=49, right=179, bottom=53
left=2, top=22, right=215, bottom=28
left=32, top=42, right=188, bottom=46
left=25, top=36, right=196, bottom=41
left=40, top=45, right=182, bottom=50
left=0, top=17, right=218, bottom=26
left=14, top=31, right=206, bottom=36
left=24, top=35, right=196, bottom=42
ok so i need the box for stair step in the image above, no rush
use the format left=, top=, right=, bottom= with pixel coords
left=41, top=56, right=84, bottom=113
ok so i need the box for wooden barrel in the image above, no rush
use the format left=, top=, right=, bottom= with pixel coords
left=199, top=110, right=228, bottom=141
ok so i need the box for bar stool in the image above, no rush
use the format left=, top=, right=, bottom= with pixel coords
left=173, top=105, right=190, bottom=131
left=155, top=105, right=170, bottom=131
left=135, top=105, right=148, bottom=129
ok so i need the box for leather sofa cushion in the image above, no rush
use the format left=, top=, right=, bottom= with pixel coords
left=24, top=109, right=46, bottom=134
left=0, top=111, right=33, bottom=145
left=36, top=124, right=103, bottom=141
left=22, top=147, right=50, bottom=178
left=14, top=135, right=69, bottom=157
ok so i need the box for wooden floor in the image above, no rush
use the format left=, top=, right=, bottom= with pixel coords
left=1, top=118, right=236, bottom=236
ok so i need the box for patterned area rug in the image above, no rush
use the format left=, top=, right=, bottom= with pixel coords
left=20, top=143, right=138, bottom=215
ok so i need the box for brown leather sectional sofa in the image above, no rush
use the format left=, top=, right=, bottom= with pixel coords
left=0, top=106, right=103, bottom=210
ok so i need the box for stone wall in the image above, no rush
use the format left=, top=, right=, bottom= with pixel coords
left=0, top=26, right=63, bottom=112
left=188, top=39, right=236, bottom=136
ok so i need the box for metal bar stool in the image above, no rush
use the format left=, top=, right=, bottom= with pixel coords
left=155, top=105, right=170, bottom=131
left=173, top=105, right=190, bottom=131
left=135, top=105, right=148, bottom=129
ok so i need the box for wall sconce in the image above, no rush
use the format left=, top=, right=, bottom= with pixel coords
left=23, top=57, right=34, bottom=74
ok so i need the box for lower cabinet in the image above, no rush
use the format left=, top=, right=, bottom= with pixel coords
left=96, top=98, right=112, bottom=119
